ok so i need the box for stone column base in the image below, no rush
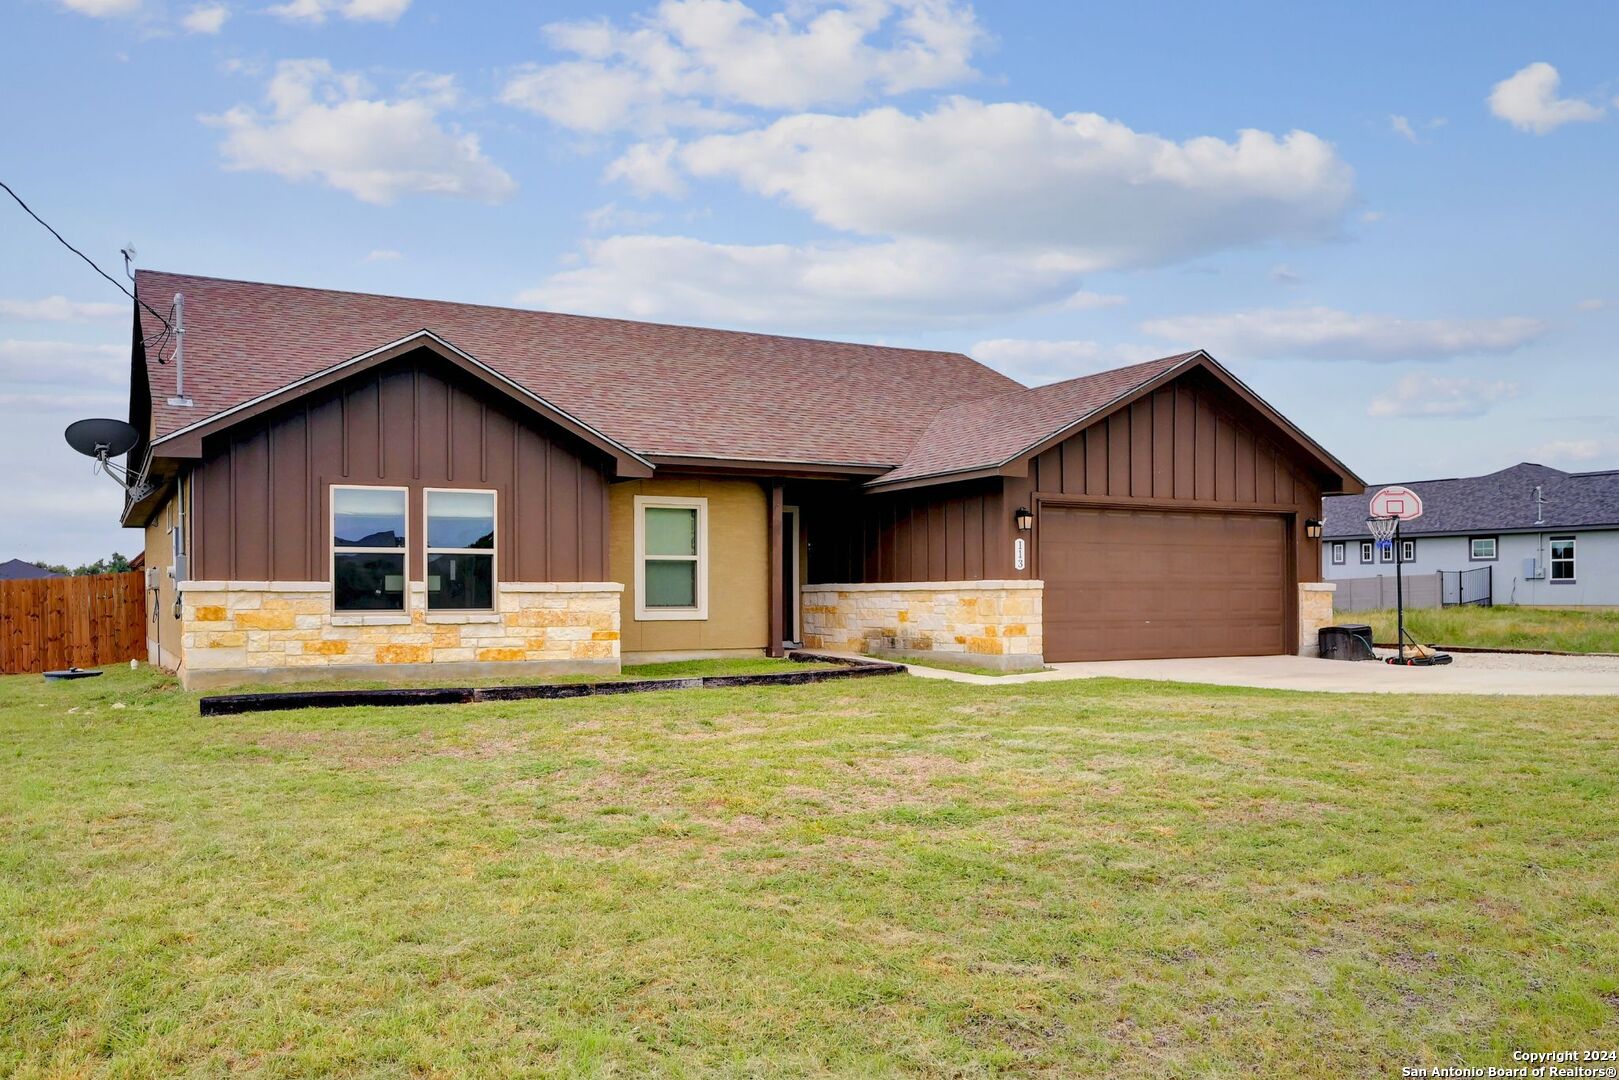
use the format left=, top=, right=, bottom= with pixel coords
left=1298, top=581, right=1336, bottom=657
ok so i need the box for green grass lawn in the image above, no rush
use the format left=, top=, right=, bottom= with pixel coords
left=1340, top=605, right=1619, bottom=653
left=3, top=667, right=1617, bottom=1076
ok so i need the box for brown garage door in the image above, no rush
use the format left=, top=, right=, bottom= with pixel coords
left=1040, top=506, right=1290, bottom=661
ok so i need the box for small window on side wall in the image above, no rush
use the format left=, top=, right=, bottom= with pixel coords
left=1401, top=539, right=1416, bottom=563
left=1470, top=536, right=1497, bottom=561
left=426, top=489, right=496, bottom=610
left=332, top=486, right=407, bottom=612
left=635, top=495, right=707, bottom=620
left=1360, top=541, right=1374, bottom=564
left=1331, top=542, right=1346, bottom=565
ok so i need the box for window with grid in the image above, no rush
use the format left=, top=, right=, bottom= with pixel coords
left=1550, top=536, right=1576, bottom=581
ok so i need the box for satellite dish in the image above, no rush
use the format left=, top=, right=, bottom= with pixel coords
left=65, top=418, right=141, bottom=459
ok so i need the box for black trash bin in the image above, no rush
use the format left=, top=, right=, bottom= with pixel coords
left=1318, top=624, right=1375, bottom=661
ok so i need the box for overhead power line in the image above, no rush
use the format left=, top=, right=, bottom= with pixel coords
left=0, top=178, right=175, bottom=338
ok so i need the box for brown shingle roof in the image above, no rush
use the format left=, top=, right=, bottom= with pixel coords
left=135, top=271, right=1022, bottom=467
left=874, top=353, right=1200, bottom=486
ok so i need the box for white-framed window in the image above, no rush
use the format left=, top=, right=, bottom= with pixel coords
left=1470, top=536, right=1497, bottom=561
left=331, top=485, right=408, bottom=613
left=1331, top=542, right=1346, bottom=565
left=1401, top=539, right=1416, bottom=563
left=424, top=489, right=496, bottom=610
left=634, top=494, right=708, bottom=620
left=1550, top=536, right=1576, bottom=582
left=1360, top=540, right=1374, bottom=564
left=1379, top=540, right=1394, bottom=564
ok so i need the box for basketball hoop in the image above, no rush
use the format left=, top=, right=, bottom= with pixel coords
left=1366, top=516, right=1398, bottom=551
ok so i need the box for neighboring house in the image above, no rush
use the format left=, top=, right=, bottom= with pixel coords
left=0, top=559, right=64, bottom=580
left=1322, top=462, right=1619, bottom=606
left=120, top=271, right=1363, bottom=687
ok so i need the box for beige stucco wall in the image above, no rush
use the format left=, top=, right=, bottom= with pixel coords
left=142, top=493, right=182, bottom=671
left=176, top=580, right=621, bottom=688
left=609, top=477, right=769, bottom=657
left=1298, top=581, right=1335, bottom=657
left=803, top=580, right=1044, bottom=671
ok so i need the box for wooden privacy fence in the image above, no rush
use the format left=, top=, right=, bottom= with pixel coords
left=0, top=571, right=147, bottom=675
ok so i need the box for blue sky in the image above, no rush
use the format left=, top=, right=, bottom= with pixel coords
left=3, top=0, right=1616, bottom=564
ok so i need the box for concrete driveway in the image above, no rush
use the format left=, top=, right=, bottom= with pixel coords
left=892, top=652, right=1619, bottom=696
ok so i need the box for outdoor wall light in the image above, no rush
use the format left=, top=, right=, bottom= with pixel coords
left=1015, top=506, right=1034, bottom=532
left=1305, top=518, right=1324, bottom=540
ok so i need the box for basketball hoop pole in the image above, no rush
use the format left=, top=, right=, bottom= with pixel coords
left=1394, top=519, right=1405, bottom=658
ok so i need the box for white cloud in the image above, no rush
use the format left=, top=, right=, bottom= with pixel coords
left=1361, top=209, right=1384, bottom=223
left=1141, top=306, right=1547, bottom=361
left=969, top=338, right=1163, bottom=386
left=204, top=60, right=516, bottom=204
left=1489, top=62, right=1605, bottom=134
left=1575, top=297, right=1610, bottom=312
left=0, top=340, right=127, bottom=385
left=1390, top=115, right=1417, bottom=142
left=1528, top=438, right=1619, bottom=465
left=1269, top=264, right=1303, bottom=286
left=55, top=0, right=140, bottom=16
left=268, top=0, right=409, bottom=23
left=182, top=3, right=227, bottom=32
left=364, top=248, right=403, bottom=261
left=584, top=202, right=663, bottom=232
left=631, top=98, right=1355, bottom=272
left=519, top=234, right=1087, bottom=333
left=500, top=0, right=981, bottom=134
left=1366, top=373, right=1522, bottom=419
left=1062, top=291, right=1127, bottom=310
left=0, top=297, right=126, bottom=322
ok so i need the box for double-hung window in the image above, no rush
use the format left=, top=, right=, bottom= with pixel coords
left=1550, top=536, right=1576, bottom=582
left=1331, top=542, right=1346, bottom=565
left=1401, top=539, right=1416, bottom=563
left=425, top=490, right=496, bottom=610
left=1360, top=540, right=1374, bottom=564
left=332, top=486, right=408, bottom=612
left=634, top=495, right=707, bottom=620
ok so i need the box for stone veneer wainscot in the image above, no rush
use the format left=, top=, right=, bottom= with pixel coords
left=1297, top=581, right=1336, bottom=658
left=177, top=580, right=622, bottom=689
left=802, top=580, right=1044, bottom=671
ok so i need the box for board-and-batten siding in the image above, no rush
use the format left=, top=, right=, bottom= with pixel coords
left=809, top=369, right=1328, bottom=587
left=1005, top=369, right=1326, bottom=583
left=189, top=352, right=613, bottom=583
left=805, top=479, right=1008, bottom=585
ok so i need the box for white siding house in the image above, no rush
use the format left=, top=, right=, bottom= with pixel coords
left=1322, top=463, right=1619, bottom=607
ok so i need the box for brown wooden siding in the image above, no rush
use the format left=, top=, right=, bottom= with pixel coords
left=803, top=478, right=1009, bottom=584
left=808, top=367, right=1328, bottom=588
left=190, top=350, right=613, bottom=582
left=1005, top=368, right=1326, bottom=585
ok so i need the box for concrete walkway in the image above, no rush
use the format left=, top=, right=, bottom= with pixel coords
left=843, top=652, right=1619, bottom=696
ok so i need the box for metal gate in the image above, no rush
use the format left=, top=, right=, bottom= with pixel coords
left=1440, top=565, right=1492, bottom=607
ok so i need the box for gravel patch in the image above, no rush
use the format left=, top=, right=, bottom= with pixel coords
left=1377, top=649, right=1619, bottom=673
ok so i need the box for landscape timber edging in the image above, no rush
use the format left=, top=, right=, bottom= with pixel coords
left=197, top=651, right=905, bottom=716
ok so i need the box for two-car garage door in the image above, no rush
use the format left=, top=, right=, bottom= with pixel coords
left=1040, top=506, right=1290, bottom=661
